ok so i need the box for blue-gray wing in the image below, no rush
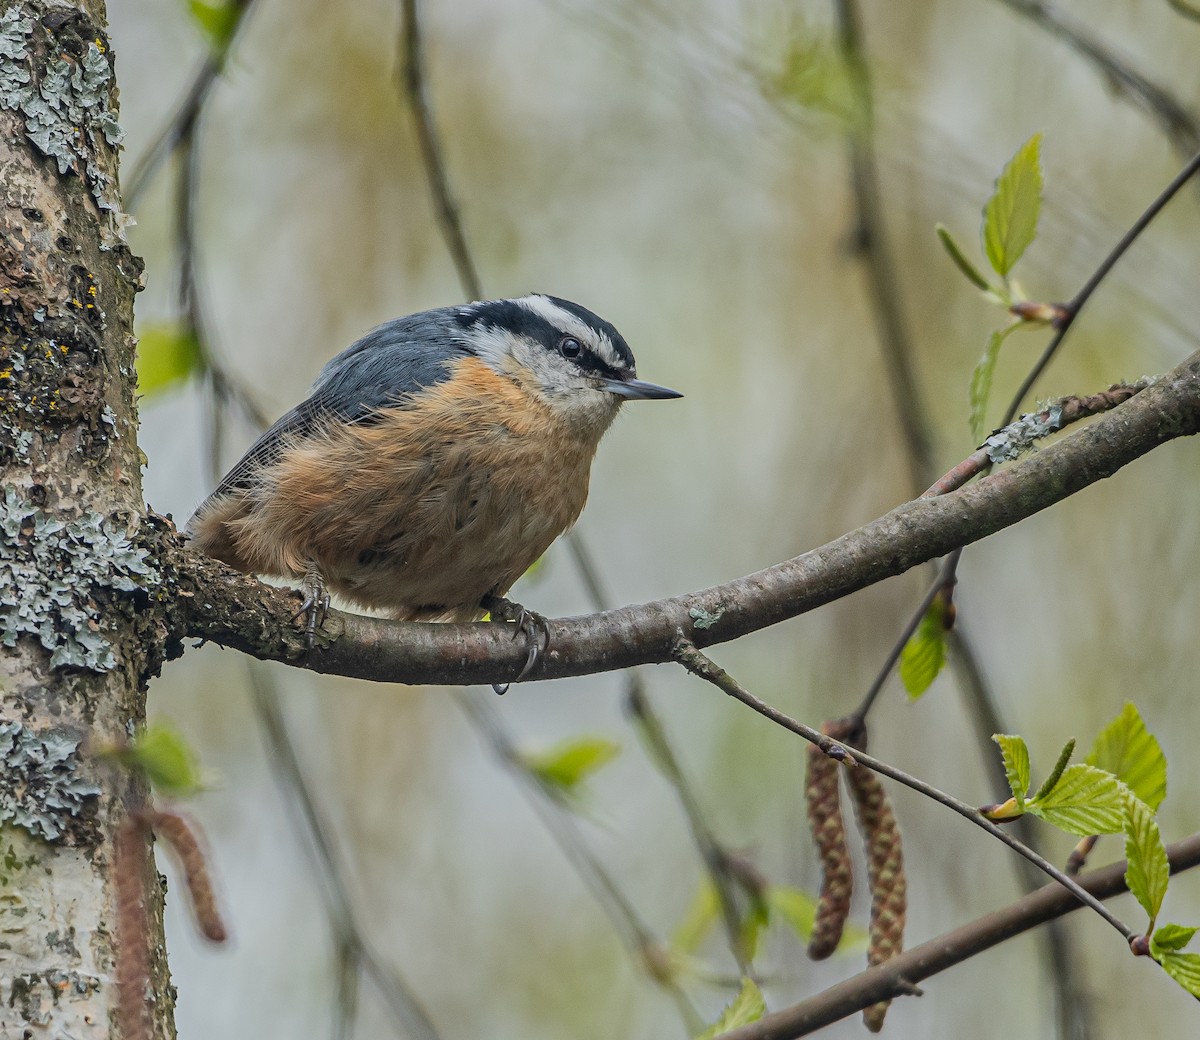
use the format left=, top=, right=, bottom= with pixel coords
left=203, top=309, right=471, bottom=501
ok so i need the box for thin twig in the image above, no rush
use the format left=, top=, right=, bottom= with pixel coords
left=832, top=0, right=935, bottom=493
left=719, top=831, right=1200, bottom=1040
left=452, top=691, right=704, bottom=1035
left=852, top=376, right=1149, bottom=720
left=397, top=0, right=483, bottom=300
left=852, top=562, right=951, bottom=721
left=567, top=534, right=756, bottom=974
left=1001, top=147, right=1200, bottom=427
left=124, top=0, right=261, bottom=210
left=990, top=0, right=1200, bottom=159
left=1167, top=0, right=1200, bottom=22
left=672, top=641, right=1135, bottom=939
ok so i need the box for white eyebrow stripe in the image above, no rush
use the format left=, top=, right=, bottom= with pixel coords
left=515, top=295, right=622, bottom=368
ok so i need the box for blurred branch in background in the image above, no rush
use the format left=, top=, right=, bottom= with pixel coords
left=125, top=0, right=260, bottom=210
left=249, top=665, right=443, bottom=1040
left=828, top=4, right=1095, bottom=1027
left=397, top=0, right=762, bottom=983
left=453, top=692, right=706, bottom=1035
left=990, top=0, right=1200, bottom=159
left=397, top=0, right=482, bottom=301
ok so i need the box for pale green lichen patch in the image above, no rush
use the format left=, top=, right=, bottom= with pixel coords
left=0, top=722, right=99, bottom=841
left=1, top=488, right=158, bottom=671
left=0, top=8, right=124, bottom=211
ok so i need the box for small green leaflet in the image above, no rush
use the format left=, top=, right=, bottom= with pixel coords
left=695, top=978, right=766, bottom=1039
left=1125, top=796, right=1170, bottom=925
left=760, top=25, right=856, bottom=126
left=672, top=879, right=720, bottom=955
left=765, top=885, right=816, bottom=940
left=1155, top=952, right=1200, bottom=999
left=187, top=0, right=240, bottom=52
left=992, top=734, right=1030, bottom=809
left=1024, top=764, right=1127, bottom=836
left=1087, top=702, right=1167, bottom=811
left=739, top=897, right=770, bottom=962
left=899, top=597, right=948, bottom=700
left=982, top=133, right=1043, bottom=279
left=968, top=324, right=1017, bottom=441
left=136, top=324, right=203, bottom=398
left=119, top=722, right=206, bottom=797
left=1152, top=924, right=1198, bottom=956
left=936, top=224, right=992, bottom=292
left=519, top=736, right=619, bottom=794
left=766, top=885, right=867, bottom=951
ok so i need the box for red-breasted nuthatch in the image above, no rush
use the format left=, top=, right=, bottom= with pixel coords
left=188, top=294, right=681, bottom=684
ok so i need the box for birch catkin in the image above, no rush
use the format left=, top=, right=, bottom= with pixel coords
left=805, top=719, right=856, bottom=960
left=846, top=757, right=907, bottom=1032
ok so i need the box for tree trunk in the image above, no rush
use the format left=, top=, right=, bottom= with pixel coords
left=0, top=2, right=173, bottom=1036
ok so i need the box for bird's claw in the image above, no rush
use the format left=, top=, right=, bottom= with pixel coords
left=484, top=595, right=550, bottom=695
left=292, top=570, right=330, bottom=649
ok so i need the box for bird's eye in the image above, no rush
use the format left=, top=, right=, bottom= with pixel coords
left=558, top=336, right=582, bottom=360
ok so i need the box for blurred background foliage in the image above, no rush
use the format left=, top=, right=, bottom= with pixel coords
left=111, top=0, right=1200, bottom=1036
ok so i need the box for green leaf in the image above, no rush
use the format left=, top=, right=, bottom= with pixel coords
left=766, top=885, right=866, bottom=951
left=1125, top=796, right=1170, bottom=925
left=695, top=978, right=766, bottom=1039
left=992, top=734, right=1030, bottom=809
left=1032, top=738, right=1076, bottom=801
left=1155, top=951, right=1200, bottom=998
left=1087, top=702, right=1167, bottom=812
left=739, top=897, right=770, bottom=963
left=1152, top=924, right=1198, bottom=957
left=765, top=885, right=816, bottom=940
left=981, top=133, right=1043, bottom=278
left=672, top=879, right=720, bottom=954
left=123, top=722, right=206, bottom=797
left=519, top=736, right=620, bottom=793
left=187, top=0, right=240, bottom=52
left=968, top=325, right=1016, bottom=441
left=936, top=224, right=992, bottom=292
left=135, top=324, right=203, bottom=398
left=899, top=597, right=948, bottom=700
left=1026, top=764, right=1127, bottom=836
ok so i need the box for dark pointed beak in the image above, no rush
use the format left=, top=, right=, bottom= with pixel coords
left=601, top=376, right=683, bottom=400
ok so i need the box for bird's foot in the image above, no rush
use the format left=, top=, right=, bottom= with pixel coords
left=291, top=568, right=330, bottom=649
left=483, top=594, right=550, bottom=695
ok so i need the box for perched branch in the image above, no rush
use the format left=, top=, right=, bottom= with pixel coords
left=161, top=350, right=1200, bottom=685
left=719, top=832, right=1200, bottom=1040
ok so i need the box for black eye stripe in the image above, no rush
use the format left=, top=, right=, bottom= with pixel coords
left=564, top=347, right=624, bottom=381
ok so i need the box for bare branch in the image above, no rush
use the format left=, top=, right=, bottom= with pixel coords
left=671, top=642, right=1134, bottom=940
left=719, top=832, right=1200, bottom=1039
left=990, top=0, right=1200, bottom=158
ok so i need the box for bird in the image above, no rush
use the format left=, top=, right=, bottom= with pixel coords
left=187, top=294, right=682, bottom=689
